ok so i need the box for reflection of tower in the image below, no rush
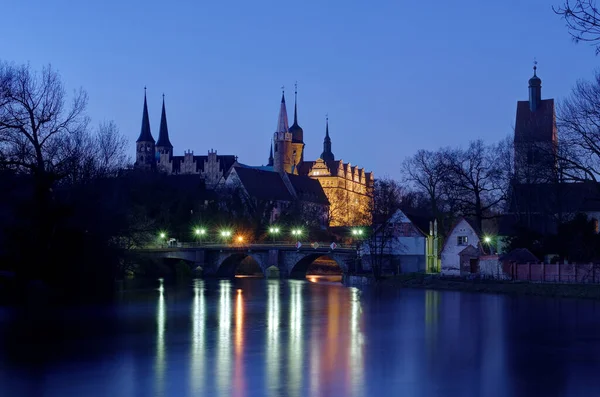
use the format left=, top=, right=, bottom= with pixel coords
left=216, top=281, right=232, bottom=395
left=155, top=280, right=166, bottom=396
left=288, top=281, right=303, bottom=397
left=190, top=280, right=205, bottom=395
left=273, top=89, right=295, bottom=174
left=425, top=290, right=440, bottom=356
left=266, top=281, right=280, bottom=397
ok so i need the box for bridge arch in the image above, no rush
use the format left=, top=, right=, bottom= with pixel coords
left=289, top=253, right=347, bottom=279
left=216, top=252, right=266, bottom=278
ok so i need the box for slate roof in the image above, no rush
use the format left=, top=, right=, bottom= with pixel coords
left=136, top=94, right=154, bottom=143
left=156, top=98, right=172, bottom=148
left=287, top=174, right=329, bottom=205
left=514, top=99, right=555, bottom=143
left=233, top=167, right=294, bottom=201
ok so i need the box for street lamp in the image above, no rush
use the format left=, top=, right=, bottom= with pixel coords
left=350, top=228, right=366, bottom=274
left=220, top=230, right=232, bottom=242
left=291, top=229, right=303, bottom=238
left=158, top=232, right=167, bottom=247
left=194, top=228, right=206, bottom=245
left=483, top=235, right=494, bottom=254
left=268, top=226, right=280, bottom=243
left=351, top=228, right=364, bottom=237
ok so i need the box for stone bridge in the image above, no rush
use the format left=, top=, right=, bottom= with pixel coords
left=135, top=243, right=358, bottom=278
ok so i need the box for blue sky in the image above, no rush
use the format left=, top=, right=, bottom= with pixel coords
left=1, top=0, right=597, bottom=179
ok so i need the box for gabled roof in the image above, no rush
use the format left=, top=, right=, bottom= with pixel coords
left=287, top=174, right=329, bottom=205
left=499, top=248, right=539, bottom=263
left=233, top=167, right=294, bottom=201
left=441, top=217, right=481, bottom=253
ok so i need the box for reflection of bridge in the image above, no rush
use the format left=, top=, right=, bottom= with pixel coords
left=136, top=243, right=358, bottom=278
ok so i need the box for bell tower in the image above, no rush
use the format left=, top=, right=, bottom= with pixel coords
left=273, top=88, right=294, bottom=174
left=134, top=87, right=156, bottom=170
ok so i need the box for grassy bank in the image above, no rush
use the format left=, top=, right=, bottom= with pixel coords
left=365, top=273, right=600, bottom=300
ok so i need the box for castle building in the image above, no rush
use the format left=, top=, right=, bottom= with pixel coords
left=133, top=90, right=236, bottom=187
left=269, top=87, right=374, bottom=227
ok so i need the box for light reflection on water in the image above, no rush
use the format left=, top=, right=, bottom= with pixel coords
left=4, top=279, right=600, bottom=396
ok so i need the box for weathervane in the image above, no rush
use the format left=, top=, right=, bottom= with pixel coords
left=533, top=57, right=538, bottom=75
left=281, top=85, right=285, bottom=94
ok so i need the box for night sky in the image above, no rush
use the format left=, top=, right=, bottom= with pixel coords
left=1, top=0, right=596, bottom=179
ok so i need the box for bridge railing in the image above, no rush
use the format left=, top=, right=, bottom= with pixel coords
left=141, top=241, right=357, bottom=250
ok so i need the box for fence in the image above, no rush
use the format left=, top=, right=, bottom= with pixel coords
left=481, top=260, right=600, bottom=284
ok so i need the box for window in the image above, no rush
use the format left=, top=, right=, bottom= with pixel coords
left=457, top=236, right=468, bottom=245
left=314, top=171, right=320, bottom=175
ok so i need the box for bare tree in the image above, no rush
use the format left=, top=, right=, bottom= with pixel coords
left=401, top=149, right=446, bottom=218
left=442, top=140, right=504, bottom=232
left=0, top=61, right=89, bottom=177
left=554, top=1, right=600, bottom=54
left=556, top=70, right=600, bottom=182
left=366, top=178, right=403, bottom=278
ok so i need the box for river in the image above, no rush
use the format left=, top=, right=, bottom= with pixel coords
left=1, top=277, right=600, bottom=396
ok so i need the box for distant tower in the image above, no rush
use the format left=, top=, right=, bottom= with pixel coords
left=135, top=87, right=156, bottom=170
left=156, top=94, right=173, bottom=157
left=268, top=142, right=274, bottom=166
left=320, top=116, right=335, bottom=162
left=273, top=88, right=294, bottom=173
left=514, top=62, right=558, bottom=184
left=288, top=82, right=305, bottom=165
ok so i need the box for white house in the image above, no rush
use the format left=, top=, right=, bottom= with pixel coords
left=441, top=218, right=482, bottom=276
left=363, top=209, right=431, bottom=273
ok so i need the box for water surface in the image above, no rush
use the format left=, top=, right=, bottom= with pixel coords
left=1, top=278, right=600, bottom=396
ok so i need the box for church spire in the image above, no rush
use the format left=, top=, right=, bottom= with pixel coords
left=320, top=115, right=334, bottom=162
left=528, top=59, right=542, bottom=112
left=289, top=81, right=304, bottom=143
left=276, top=86, right=289, bottom=133
left=156, top=94, right=173, bottom=149
left=268, top=142, right=274, bottom=166
left=136, top=87, right=154, bottom=143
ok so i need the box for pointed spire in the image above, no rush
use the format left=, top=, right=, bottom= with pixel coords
left=268, top=142, right=274, bottom=166
left=136, top=87, right=154, bottom=143
left=276, top=87, right=289, bottom=133
left=320, top=114, right=334, bottom=162
left=156, top=93, right=173, bottom=148
left=289, top=81, right=304, bottom=143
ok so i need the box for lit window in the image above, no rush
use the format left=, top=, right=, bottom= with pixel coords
left=314, top=171, right=320, bottom=175
left=457, top=236, right=468, bottom=245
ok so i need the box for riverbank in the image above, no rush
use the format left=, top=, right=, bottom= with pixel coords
left=345, top=273, right=600, bottom=300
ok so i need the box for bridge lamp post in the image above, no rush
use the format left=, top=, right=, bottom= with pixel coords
left=351, top=228, right=365, bottom=274
left=291, top=229, right=303, bottom=243
left=220, top=230, right=232, bottom=243
left=159, top=232, right=167, bottom=247
left=194, top=228, right=206, bottom=245
left=268, top=227, right=280, bottom=243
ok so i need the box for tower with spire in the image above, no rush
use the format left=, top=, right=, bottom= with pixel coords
left=320, top=116, right=335, bottom=162
left=272, top=88, right=295, bottom=174
left=289, top=82, right=305, bottom=165
left=134, top=87, right=156, bottom=170
left=513, top=61, right=558, bottom=184
left=155, top=94, right=174, bottom=171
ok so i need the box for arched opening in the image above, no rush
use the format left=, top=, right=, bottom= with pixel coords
left=290, top=254, right=343, bottom=282
left=216, top=254, right=264, bottom=278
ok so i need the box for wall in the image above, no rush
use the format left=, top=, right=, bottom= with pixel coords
left=441, top=219, right=480, bottom=276
left=478, top=256, right=509, bottom=280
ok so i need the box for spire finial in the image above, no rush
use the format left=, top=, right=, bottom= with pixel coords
left=162, top=93, right=165, bottom=100
left=533, top=58, right=538, bottom=76
left=281, top=85, right=285, bottom=94
left=294, top=81, right=297, bottom=95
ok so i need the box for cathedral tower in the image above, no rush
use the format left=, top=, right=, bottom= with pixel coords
left=156, top=94, right=173, bottom=156
left=273, top=91, right=295, bottom=174
left=289, top=83, right=305, bottom=165
left=135, top=88, right=156, bottom=170
left=320, top=116, right=335, bottom=162
left=514, top=63, right=558, bottom=184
